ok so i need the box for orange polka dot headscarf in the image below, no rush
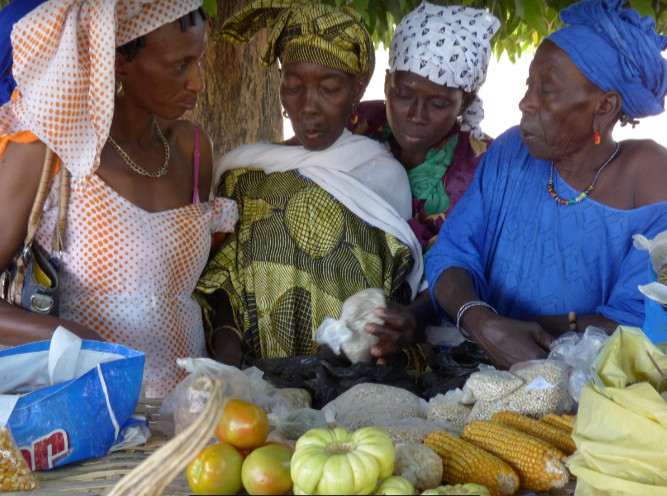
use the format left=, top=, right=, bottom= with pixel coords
left=0, top=0, right=202, bottom=187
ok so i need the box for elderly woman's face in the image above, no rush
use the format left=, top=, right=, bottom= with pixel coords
left=385, top=71, right=465, bottom=167
left=519, top=40, right=603, bottom=161
left=280, top=62, right=362, bottom=151
left=119, top=18, right=207, bottom=120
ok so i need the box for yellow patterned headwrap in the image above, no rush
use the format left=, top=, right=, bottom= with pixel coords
left=220, top=0, right=374, bottom=78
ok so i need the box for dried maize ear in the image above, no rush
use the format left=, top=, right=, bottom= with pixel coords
left=539, top=413, right=574, bottom=433
left=491, top=411, right=576, bottom=455
left=423, top=430, right=519, bottom=496
left=561, top=413, right=575, bottom=422
left=461, top=420, right=569, bottom=491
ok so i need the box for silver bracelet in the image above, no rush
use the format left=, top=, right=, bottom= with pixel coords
left=456, top=300, right=497, bottom=340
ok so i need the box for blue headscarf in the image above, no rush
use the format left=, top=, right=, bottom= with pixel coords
left=546, top=0, right=667, bottom=119
left=0, top=0, right=49, bottom=105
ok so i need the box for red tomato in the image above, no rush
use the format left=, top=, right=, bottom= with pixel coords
left=241, top=444, right=293, bottom=495
left=215, top=398, right=270, bottom=450
left=186, top=443, right=243, bottom=495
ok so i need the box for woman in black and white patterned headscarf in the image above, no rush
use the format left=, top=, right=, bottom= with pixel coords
left=349, top=2, right=499, bottom=256
left=388, top=2, right=499, bottom=143
left=347, top=2, right=499, bottom=369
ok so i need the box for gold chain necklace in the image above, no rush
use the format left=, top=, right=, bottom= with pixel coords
left=107, top=118, right=170, bottom=178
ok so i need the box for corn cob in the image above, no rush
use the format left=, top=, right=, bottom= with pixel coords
left=423, top=430, right=519, bottom=496
left=539, top=413, right=575, bottom=433
left=561, top=413, right=575, bottom=422
left=491, top=411, right=576, bottom=455
left=461, top=420, right=569, bottom=491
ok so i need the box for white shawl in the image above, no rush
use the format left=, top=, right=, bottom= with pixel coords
left=214, top=130, right=423, bottom=299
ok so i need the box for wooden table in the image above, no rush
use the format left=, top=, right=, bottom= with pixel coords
left=6, top=397, right=192, bottom=496
left=5, top=396, right=577, bottom=496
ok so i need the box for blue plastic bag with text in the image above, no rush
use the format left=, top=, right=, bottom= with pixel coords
left=0, top=328, right=144, bottom=471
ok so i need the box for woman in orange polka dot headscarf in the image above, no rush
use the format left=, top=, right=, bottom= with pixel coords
left=0, top=0, right=238, bottom=398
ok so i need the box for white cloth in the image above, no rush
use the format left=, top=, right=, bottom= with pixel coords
left=388, top=1, right=500, bottom=140
left=215, top=129, right=424, bottom=299
left=0, top=0, right=201, bottom=189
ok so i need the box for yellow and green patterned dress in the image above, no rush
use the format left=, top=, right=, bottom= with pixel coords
left=197, top=167, right=415, bottom=359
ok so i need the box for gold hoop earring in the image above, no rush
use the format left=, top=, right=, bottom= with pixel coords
left=116, top=81, right=125, bottom=97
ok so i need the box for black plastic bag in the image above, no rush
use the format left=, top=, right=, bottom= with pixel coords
left=243, top=349, right=417, bottom=409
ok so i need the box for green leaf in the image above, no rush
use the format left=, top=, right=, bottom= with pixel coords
left=353, top=0, right=370, bottom=15
left=202, top=0, right=218, bottom=20
left=629, top=0, right=655, bottom=18
left=385, top=0, right=405, bottom=24
left=523, top=1, right=549, bottom=36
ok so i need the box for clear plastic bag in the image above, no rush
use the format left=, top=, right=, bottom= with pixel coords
left=508, top=359, right=573, bottom=417
left=375, top=416, right=454, bottom=445
left=0, top=427, right=37, bottom=492
left=394, top=443, right=443, bottom=492
left=426, top=389, right=471, bottom=431
left=268, top=407, right=327, bottom=440
left=242, top=366, right=311, bottom=415
left=548, top=326, right=609, bottom=404
left=460, top=365, right=524, bottom=403
left=321, top=383, right=427, bottom=431
left=633, top=231, right=667, bottom=274
left=158, top=358, right=252, bottom=436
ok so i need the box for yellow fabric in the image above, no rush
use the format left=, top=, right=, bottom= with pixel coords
left=219, top=0, right=374, bottom=78
left=0, top=130, right=62, bottom=176
left=32, top=250, right=53, bottom=287
left=567, top=326, right=667, bottom=495
left=196, top=168, right=413, bottom=360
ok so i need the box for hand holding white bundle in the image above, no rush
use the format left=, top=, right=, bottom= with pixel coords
left=315, top=288, right=386, bottom=364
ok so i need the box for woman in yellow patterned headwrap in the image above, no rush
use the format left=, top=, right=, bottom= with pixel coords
left=196, top=0, right=424, bottom=366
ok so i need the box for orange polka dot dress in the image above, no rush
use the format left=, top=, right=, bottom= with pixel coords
left=0, top=0, right=235, bottom=398
left=34, top=171, right=237, bottom=398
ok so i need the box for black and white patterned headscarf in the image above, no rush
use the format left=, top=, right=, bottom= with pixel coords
left=389, top=2, right=500, bottom=139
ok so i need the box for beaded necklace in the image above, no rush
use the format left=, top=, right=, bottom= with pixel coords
left=547, top=142, right=620, bottom=206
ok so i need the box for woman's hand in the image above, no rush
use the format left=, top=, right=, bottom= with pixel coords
left=472, top=314, right=554, bottom=370
left=364, top=303, right=416, bottom=365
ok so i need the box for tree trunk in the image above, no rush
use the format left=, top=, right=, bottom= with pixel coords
left=186, top=0, right=282, bottom=160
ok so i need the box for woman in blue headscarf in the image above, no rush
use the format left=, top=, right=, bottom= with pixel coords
left=425, top=0, right=667, bottom=369
left=0, top=0, right=48, bottom=105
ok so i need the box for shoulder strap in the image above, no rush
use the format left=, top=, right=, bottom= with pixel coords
left=52, top=164, right=70, bottom=252
left=192, top=124, right=200, bottom=204
left=22, top=147, right=70, bottom=254
left=23, top=147, right=57, bottom=250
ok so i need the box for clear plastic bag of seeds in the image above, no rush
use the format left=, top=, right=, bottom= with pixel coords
left=0, top=426, right=37, bottom=492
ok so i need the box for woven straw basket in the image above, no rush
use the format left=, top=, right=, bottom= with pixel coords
left=106, top=377, right=223, bottom=496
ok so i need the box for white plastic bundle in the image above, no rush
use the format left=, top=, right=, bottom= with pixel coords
left=315, top=288, right=386, bottom=363
left=634, top=231, right=667, bottom=304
